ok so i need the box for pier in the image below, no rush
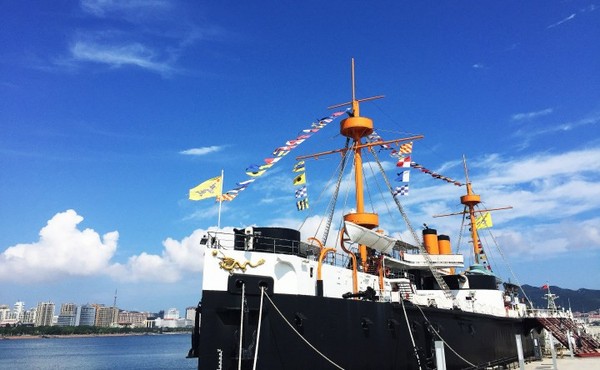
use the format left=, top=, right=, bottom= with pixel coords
left=524, top=356, right=600, bottom=370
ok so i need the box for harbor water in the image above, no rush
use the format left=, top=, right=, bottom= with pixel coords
left=0, top=333, right=197, bottom=370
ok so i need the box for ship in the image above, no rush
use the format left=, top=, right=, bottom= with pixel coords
left=187, top=61, right=557, bottom=369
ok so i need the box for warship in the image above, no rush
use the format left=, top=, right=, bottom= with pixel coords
left=188, top=61, right=556, bottom=369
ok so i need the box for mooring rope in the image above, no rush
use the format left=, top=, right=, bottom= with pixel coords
left=413, top=303, right=477, bottom=368
left=238, top=282, right=245, bottom=370
left=398, top=295, right=423, bottom=369
left=252, top=286, right=266, bottom=370
left=481, top=224, right=534, bottom=309
left=263, top=291, right=344, bottom=369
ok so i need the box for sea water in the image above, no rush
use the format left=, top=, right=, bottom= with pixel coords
left=0, top=333, right=197, bottom=369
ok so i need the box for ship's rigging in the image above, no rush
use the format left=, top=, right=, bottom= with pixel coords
left=187, top=60, right=600, bottom=370
left=297, top=58, right=455, bottom=299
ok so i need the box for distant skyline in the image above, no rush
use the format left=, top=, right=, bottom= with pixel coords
left=0, top=297, right=191, bottom=314
left=1, top=1, right=599, bottom=312
left=1, top=297, right=190, bottom=318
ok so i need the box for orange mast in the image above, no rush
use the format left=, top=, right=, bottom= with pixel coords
left=329, top=59, right=381, bottom=272
left=435, top=157, right=512, bottom=267
left=460, top=173, right=483, bottom=264
left=299, top=59, right=420, bottom=276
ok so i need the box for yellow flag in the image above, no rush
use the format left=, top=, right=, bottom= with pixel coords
left=189, top=176, right=223, bottom=201
left=475, top=212, right=493, bottom=229
left=292, top=172, right=306, bottom=186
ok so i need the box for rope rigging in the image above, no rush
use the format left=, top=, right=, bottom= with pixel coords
left=320, top=138, right=351, bottom=246
left=479, top=219, right=535, bottom=308
left=412, top=303, right=477, bottom=368
left=252, top=286, right=266, bottom=370
left=398, top=290, right=424, bottom=369
left=454, top=199, right=535, bottom=308
left=238, top=282, right=245, bottom=370
left=297, top=138, right=350, bottom=252
left=370, top=149, right=455, bottom=300
left=260, top=289, right=345, bottom=370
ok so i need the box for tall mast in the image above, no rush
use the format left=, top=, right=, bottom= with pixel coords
left=434, top=156, right=511, bottom=269
left=460, top=156, right=482, bottom=264
left=328, top=59, right=383, bottom=271
left=543, top=285, right=559, bottom=312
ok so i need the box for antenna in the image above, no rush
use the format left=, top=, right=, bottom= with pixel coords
left=113, top=289, right=118, bottom=308
left=327, top=58, right=384, bottom=117
left=462, top=155, right=471, bottom=184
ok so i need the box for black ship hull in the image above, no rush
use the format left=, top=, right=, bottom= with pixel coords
left=192, top=286, right=542, bottom=369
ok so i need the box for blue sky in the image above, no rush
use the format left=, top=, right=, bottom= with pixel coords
left=1, top=1, right=599, bottom=313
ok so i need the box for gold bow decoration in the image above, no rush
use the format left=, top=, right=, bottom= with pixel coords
left=212, top=250, right=265, bottom=275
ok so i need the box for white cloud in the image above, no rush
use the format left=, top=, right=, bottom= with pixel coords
left=180, top=146, right=224, bottom=156
left=63, top=1, right=210, bottom=75
left=478, top=147, right=600, bottom=186
left=70, top=40, right=174, bottom=74
left=511, top=108, right=553, bottom=121
left=0, top=210, right=226, bottom=284
left=424, top=148, right=600, bottom=259
left=4, top=144, right=599, bottom=287
left=264, top=146, right=600, bottom=263
left=109, top=252, right=181, bottom=282
left=547, top=13, right=576, bottom=29
left=517, top=112, right=600, bottom=136
left=80, top=0, right=171, bottom=17
left=183, top=204, right=224, bottom=222
left=0, top=210, right=118, bottom=282
left=494, top=217, right=600, bottom=259
left=108, top=228, right=221, bottom=283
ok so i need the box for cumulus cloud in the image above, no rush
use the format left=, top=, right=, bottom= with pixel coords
left=0, top=210, right=221, bottom=284
left=4, top=144, right=599, bottom=287
left=241, top=145, right=600, bottom=260
left=0, top=210, right=118, bottom=282
left=108, top=229, right=213, bottom=282
left=180, top=146, right=224, bottom=156
left=421, top=148, right=600, bottom=260
left=494, top=217, right=600, bottom=259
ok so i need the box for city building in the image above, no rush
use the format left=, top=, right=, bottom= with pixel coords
left=23, top=307, right=36, bottom=325
left=185, top=306, right=197, bottom=321
left=1, top=299, right=197, bottom=329
left=117, top=311, right=149, bottom=328
left=56, top=303, right=78, bottom=326
left=149, top=317, right=193, bottom=328
left=34, top=302, right=55, bottom=327
left=164, top=308, right=180, bottom=320
left=95, top=306, right=118, bottom=327
left=77, top=304, right=97, bottom=326
left=13, top=301, right=26, bottom=322
left=60, top=303, right=77, bottom=315
left=56, top=313, right=77, bottom=326
left=0, top=305, right=10, bottom=326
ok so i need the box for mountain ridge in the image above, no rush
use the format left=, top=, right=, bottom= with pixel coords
left=521, top=284, right=600, bottom=312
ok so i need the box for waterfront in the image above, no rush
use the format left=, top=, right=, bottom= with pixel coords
left=0, top=333, right=196, bottom=369
left=525, top=356, right=600, bottom=370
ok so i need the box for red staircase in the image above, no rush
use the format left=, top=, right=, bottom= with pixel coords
left=536, top=317, right=600, bottom=357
